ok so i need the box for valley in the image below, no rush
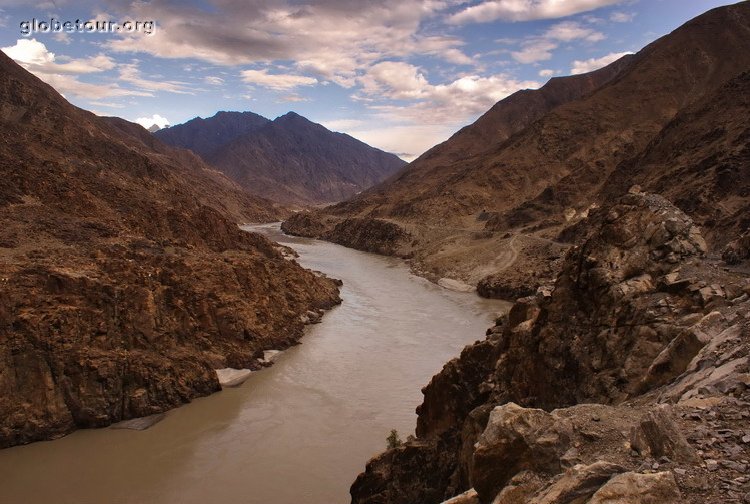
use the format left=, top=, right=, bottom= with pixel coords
left=1, top=2, right=749, bottom=504
left=0, top=224, right=508, bottom=504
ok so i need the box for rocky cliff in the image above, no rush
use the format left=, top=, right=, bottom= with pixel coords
left=283, top=213, right=413, bottom=257
left=156, top=111, right=406, bottom=205
left=0, top=51, right=341, bottom=448
left=350, top=192, right=750, bottom=504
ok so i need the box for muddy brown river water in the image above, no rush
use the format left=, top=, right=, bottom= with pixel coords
left=0, top=224, right=510, bottom=504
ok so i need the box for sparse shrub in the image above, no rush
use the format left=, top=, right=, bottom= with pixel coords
left=386, top=429, right=403, bottom=449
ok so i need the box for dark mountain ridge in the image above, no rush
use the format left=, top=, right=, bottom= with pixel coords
left=154, top=110, right=270, bottom=158
left=156, top=110, right=406, bottom=205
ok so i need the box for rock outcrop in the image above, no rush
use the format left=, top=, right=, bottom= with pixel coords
left=0, top=51, right=341, bottom=448
left=281, top=211, right=329, bottom=238
left=351, top=192, right=750, bottom=504
left=723, top=231, right=750, bottom=266
left=283, top=213, right=413, bottom=257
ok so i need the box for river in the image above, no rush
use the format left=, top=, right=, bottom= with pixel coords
left=0, top=223, right=510, bottom=504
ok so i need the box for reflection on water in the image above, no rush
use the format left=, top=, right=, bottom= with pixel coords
left=0, top=223, right=510, bottom=504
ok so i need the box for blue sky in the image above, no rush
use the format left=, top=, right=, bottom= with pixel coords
left=0, top=0, right=737, bottom=160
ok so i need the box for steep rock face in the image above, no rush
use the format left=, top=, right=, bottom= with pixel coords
left=350, top=192, right=750, bottom=504
left=283, top=213, right=413, bottom=257
left=488, top=193, right=708, bottom=408
left=601, top=70, right=750, bottom=249
left=723, top=231, right=750, bottom=265
left=158, top=111, right=406, bottom=205
left=281, top=211, right=329, bottom=238
left=0, top=52, right=341, bottom=447
left=323, top=218, right=413, bottom=257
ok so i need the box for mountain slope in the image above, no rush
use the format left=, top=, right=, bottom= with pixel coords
left=285, top=2, right=750, bottom=293
left=600, top=70, right=750, bottom=247
left=0, top=51, right=340, bottom=448
left=157, top=111, right=406, bottom=205
left=360, top=53, right=635, bottom=203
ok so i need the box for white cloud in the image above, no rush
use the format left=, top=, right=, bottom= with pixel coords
left=448, top=0, right=624, bottom=24
left=509, top=21, right=605, bottom=64
left=135, top=114, right=170, bottom=129
left=204, top=76, right=224, bottom=85
left=610, top=11, right=636, bottom=22
left=570, top=51, right=631, bottom=74
left=240, top=69, right=318, bottom=90
left=511, top=39, right=557, bottom=64
left=538, top=69, right=557, bottom=77
left=345, top=124, right=459, bottom=161
left=357, top=61, right=539, bottom=124
left=359, top=61, right=429, bottom=99
left=320, top=118, right=366, bottom=131
left=2, top=38, right=54, bottom=66
left=1, top=38, right=150, bottom=100
left=88, top=100, right=125, bottom=109
left=118, top=63, right=193, bottom=94
left=276, top=94, right=310, bottom=103
left=442, top=48, right=475, bottom=65
left=544, top=21, right=604, bottom=42
left=53, top=32, right=71, bottom=44
left=2, top=39, right=116, bottom=73
left=105, top=0, right=470, bottom=87
left=37, top=73, right=152, bottom=99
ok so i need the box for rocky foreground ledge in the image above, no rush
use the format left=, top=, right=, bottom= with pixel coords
left=350, top=192, right=750, bottom=504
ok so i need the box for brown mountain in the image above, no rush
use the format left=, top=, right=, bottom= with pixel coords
left=284, top=1, right=750, bottom=294
left=157, top=111, right=406, bottom=205
left=0, top=51, right=340, bottom=448
left=600, top=70, right=750, bottom=247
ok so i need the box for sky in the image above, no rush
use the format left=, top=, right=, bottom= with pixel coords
left=0, top=0, right=738, bottom=161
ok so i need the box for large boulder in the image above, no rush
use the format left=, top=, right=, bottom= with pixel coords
left=472, top=403, right=563, bottom=500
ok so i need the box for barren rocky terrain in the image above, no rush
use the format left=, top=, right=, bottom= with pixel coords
left=284, top=2, right=750, bottom=297
left=350, top=192, right=750, bottom=504
left=279, top=4, right=750, bottom=504
left=0, top=51, right=341, bottom=448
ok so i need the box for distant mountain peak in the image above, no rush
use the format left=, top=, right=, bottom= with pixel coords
left=274, top=111, right=311, bottom=124
left=154, top=110, right=270, bottom=158
left=158, top=109, right=406, bottom=205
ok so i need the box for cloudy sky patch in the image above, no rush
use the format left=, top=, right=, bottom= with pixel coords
left=0, top=0, right=734, bottom=160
